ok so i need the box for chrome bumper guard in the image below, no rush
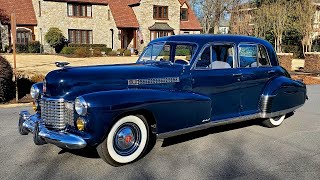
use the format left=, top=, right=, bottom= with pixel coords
left=19, top=111, right=87, bottom=149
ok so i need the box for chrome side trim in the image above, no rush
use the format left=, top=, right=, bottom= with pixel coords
left=157, top=104, right=303, bottom=139
left=157, top=113, right=260, bottom=139
left=128, top=77, right=180, bottom=85
left=260, top=104, right=303, bottom=118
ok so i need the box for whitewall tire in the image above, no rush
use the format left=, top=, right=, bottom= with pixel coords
left=262, top=114, right=286, bottom=128
left=97, top=115, right=149, bottom=166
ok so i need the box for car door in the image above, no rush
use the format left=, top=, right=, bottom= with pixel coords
left=191, top=43, right=242, bottom=123
left=237, top=43, right=277, bottom=116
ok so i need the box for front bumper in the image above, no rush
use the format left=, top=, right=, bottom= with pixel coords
left=19, top=111, right=87, bottom=149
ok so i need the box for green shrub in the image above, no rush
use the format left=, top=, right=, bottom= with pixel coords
left=74, top=48, right=90, bottom=58
left=108, top=50, right=118, bottom=56
left=4, top=45, right=12, bottom=53
left=124, top=50, right=131, bottom=56
left=68, top=44, right=107, bottom=48
left=16, top=44, right=28, bottom=53
left=45, top=27, right=66, bottom=53
left=0, top=56, right=14, bottom=103
left=176, top=49, right=191, bottom=56
left=93, top=49, right=102, bottom=57
left=28, top=41, right=42, bottom=53
left=117, top=48, right=126, bottom=56
left=60, top=47, right=76, bottom=55
left=101, top=47, right=112, bottom=55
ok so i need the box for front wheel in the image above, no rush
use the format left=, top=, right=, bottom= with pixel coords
left=262, top=114, right=286, bottom=128
left=97, top=115, right=149, bottom=166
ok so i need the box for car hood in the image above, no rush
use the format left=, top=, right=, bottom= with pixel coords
left=44, top=63, right=184, bottom=100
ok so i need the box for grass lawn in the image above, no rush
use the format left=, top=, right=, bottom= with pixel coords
left=2, top=54, right=138, bottom=75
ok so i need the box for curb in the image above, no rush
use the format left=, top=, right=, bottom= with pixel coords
left=0, top=102, right=32, bottom=109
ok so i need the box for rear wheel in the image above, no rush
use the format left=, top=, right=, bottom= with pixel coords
left=97, top=115, right=149, bottom=166
left=262, top=114, right=286, bottom=128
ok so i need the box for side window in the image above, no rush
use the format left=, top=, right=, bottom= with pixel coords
left=174, top=45, right=196, bottom=65
left=258, top=45, right=270, bottom=66
left=196, top=44, right=234, bottom=69
left=239, top=44, right=270, bottom=68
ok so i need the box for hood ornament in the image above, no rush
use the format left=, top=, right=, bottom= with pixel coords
left=55, top=62, right=70, bottom=68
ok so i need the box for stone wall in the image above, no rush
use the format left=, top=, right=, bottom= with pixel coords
left=305, top=53, right=320, bottom=73
left=132, top=0, right=181, bottom=53
left=277, top=53, right=293, bottom=72
left=32, top=0, right=114, bottom=52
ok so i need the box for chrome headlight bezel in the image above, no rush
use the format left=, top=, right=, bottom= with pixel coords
left=30, top=84, right=40, bottom=99
left=75, top=96, right=88, bottom=116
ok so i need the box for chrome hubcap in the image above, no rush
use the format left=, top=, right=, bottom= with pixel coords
left=114, top=123, right=141, bottom=156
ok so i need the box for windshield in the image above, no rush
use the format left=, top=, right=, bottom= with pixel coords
left=137, top=42, right=197, bottom=65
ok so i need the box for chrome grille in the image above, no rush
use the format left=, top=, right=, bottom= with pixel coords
left=40, top=98, right=74, bottom=129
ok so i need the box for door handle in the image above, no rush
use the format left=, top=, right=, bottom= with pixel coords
left=268, top=70, right=276, bottom=74
left=232, top=73, right=242, bottom=77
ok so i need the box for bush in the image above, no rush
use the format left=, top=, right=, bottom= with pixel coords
left=101, top=47, right=112, bottom=55
left=176, top=49, right=191, bottom=56
left=30, top=74, right=45, bottom=83
left=108, top=50, right=118, bottom=56
left=117, top=48, right=126, bottom=56
left=74, top=48, right=90, bottom=58
left=0, top=56, right=14, bottom=103
left=4, top=45, right=12, bottom=53
left=45, top=27, right=66, bottom=53
left=16, top=44, right=29, bottom=53
left=28, top=41, right=42, bottom=53
left=60, top=47, right=77, bottom=55
left=93, top=49, right=102, bottom=57
left=68, top=44, right=107, bottom=48
left=124, top=50, right=131, bottom=56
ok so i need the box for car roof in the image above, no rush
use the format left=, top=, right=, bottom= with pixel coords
left=151, top=34, right=273, bottom=47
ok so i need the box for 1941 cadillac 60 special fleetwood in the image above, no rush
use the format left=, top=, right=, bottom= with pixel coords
left=18, top=35, right=307, bottom=166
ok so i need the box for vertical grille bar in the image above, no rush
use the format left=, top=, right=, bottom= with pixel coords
left=40, top=98, right=74, bottom=129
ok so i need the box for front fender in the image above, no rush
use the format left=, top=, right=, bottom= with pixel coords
left=81, top=89, right=211, bottom=145
left=261, top=76, right=307, bottom=114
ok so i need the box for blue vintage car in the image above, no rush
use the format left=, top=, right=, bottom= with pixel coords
left=19, top=35, right=307, bottom=166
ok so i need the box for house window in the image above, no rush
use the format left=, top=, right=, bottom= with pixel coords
left=150, top=31, right=173, bottom=40
left=67, top=3, right=92, bottom=17
left=16, top=29, right=32, bottom=45
left=153, top=6, right=168, bottom=19
left=68, top=29, right=93, bottom=44
left=180, top=8, right=188, bottom=21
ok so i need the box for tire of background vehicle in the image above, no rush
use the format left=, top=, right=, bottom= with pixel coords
left=262, top=114, right=286, bottom=128
left=97, top=115, right=150, bottom=166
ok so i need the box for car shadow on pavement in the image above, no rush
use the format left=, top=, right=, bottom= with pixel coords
left=161, top=119, right=262, bottom=147
left=58, top=147, right=100, bottom=159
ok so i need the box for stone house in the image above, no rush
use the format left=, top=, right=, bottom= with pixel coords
left=0, top=0, right=202, bottom=53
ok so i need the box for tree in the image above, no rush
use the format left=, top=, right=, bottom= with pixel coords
left=44, top=27, right=65, bottom=53
left=198, top=0, right=242, bottom=34
left=291, top=0, right=315, bottom=54
left=229, top=2, right=256, bottom=35
left=253, top=0, right=292, bottom=53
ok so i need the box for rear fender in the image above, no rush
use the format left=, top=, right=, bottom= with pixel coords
left=260, top=76, right=307, bottom=117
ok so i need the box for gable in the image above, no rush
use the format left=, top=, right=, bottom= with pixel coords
left=0, top=0, right=37, bottom=25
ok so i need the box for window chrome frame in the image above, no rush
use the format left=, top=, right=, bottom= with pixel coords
left=237, top=42, right=272, bottom=69
left=191, top=42, right=237, bottom=71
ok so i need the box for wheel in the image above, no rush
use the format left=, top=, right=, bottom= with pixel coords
left=97, top=115, right=149, bottom=166
left=262, top=114, right=286, bottom=128
left=18, top=115, right=29, bottom=135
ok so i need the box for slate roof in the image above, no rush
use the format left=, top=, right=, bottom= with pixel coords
left=0, top=0, right=37, bottom=25
left=149, top=23, right=174, bottom=31
left=178, top=0, right=202, bottom=30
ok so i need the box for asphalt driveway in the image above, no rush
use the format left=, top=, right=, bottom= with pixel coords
left=0, top=86, right=319, bottom=180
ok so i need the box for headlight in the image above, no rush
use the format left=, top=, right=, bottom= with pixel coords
left=75, top=96, right=88, bottom=116
left=30, top=84, right=40, bottom=99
